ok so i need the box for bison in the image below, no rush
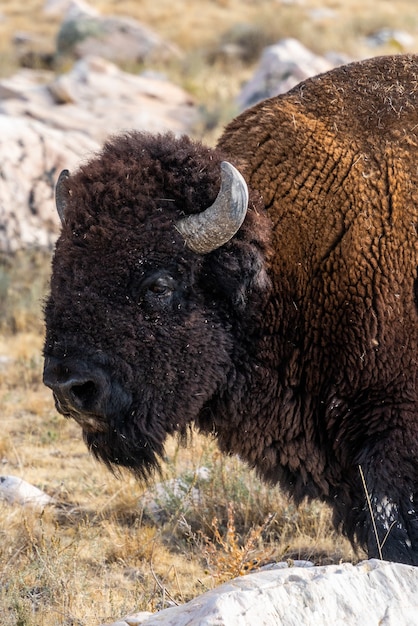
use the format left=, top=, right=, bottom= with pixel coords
left=43, top=54, right=418, bottom=565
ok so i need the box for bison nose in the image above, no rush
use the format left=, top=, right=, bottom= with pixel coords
left=43, top=356, right=108, bottom=416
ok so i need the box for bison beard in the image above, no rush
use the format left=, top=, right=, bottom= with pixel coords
left=43, top=353, right=166, bottom=478
left=44, top=54, right=418, bottom=566
left=84, top=426, right=164, bottom=480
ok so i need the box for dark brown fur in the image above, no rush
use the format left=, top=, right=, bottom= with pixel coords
left=44, top=55, right=418, bottom=564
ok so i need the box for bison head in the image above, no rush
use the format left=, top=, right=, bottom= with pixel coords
left=43, top=132, right=269, bottom=478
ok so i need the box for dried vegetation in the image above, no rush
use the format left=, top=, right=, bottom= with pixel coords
left=1, top=0, right=414, bottom=623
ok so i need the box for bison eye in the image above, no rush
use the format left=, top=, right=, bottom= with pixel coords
left=148, top=275, right=176, bottom=297
left=131, top=271, right=179, bottom=304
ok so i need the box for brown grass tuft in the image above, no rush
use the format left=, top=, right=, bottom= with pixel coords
left=199, top=503, right=277, bottom=582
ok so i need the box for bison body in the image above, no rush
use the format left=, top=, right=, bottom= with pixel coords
left=44, top=55, right=418, bottom=564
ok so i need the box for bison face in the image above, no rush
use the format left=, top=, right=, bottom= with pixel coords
left=43, top=132, right=262, bottom=478
left=44, top=259, right=234, bottom=478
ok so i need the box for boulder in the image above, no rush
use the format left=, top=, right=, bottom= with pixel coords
left=43, top=0, right=99, bottom=19
left=140, top=467, right=210, bottom=522
left=0, top=57, right=197, bottom=145
left=46, top=0, right=180, bottom=65
left=365, top=28, right=415, bottom=50
left=102, top=559, right=418, bottom=626
left=0, top=475, right=54, bottom=509
left=0, top=115, right=98, bottom=252
left=237, top=38, right=338, bottom=111
left=0, top=57, right=197, bottom=251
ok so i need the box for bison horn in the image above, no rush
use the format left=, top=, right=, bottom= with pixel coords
left=55, top=169, right=70, bottom=224
left=175, top=161, right=249, bottom=254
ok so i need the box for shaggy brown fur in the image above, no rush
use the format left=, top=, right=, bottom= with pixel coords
left=44, top=54, right=418, bottom=565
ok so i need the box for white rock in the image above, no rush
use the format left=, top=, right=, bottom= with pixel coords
left=0, top=56, right=197, bottom=145
left=104, top=560, right=418, bottom=626
left=0, top=114, right=98, bottom=252
left=237, top=38, right=337, bottom=111
left=43, top=0, right=99, bottom=19
left=0, top=355, right=13, bottom=368
left=0, top=475, right=54, bottom=509
left=0, top=56, right=196, bottom=251
left=308, top=8, right=336, bottom=21
left=55, top=8, right=179, bottom=65
left=140, top=467, right=210, bottom=521
left=365, top=28, right=415, bottom=49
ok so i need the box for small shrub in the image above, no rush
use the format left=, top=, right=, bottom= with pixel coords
left=199, top=503, right=276, bottom=582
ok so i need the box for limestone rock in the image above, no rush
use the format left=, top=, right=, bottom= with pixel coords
left=0, top=56, right=197, bottom=145
left=0, top=475, right=54, bottom=509
left=237, top=38, right=337, bottom=111
left=0, top=56, right=197, bottom=251
left=365, top=28, right=415, bottom=50
left=102, top=560, right=418, bottom=626
left=43, top=0, right=99, bottom=19
left=51, top=1, right=180, bottom=65
left=140, top=467, right=210, bottom=522
left=0, top=114, right=98, bottom=252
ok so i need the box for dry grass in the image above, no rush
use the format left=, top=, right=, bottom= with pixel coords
left=0, top=0, right=411, bottom=623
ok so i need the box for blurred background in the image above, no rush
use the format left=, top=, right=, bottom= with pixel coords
left=0, top=1, right=416, bottom=624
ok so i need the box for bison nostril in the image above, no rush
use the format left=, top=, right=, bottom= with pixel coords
left=70, top=380, right=97, bottom=409
left=43, top=356, right=106, bottom=414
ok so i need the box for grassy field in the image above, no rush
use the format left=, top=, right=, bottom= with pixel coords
left=1, top=0, right=416, bottom=624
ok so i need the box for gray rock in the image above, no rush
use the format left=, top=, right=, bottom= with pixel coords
left=0, top=56, right=197, bottom=146
left=0, top=114, right=98, bottom=252
left=55, top=10, right=180, bottom=65
left=365, top=29, right=415, bottom=49
left=0, top=56, right=197, bottom=251
left=43, top=0, right=99, bottom=19
left=0, top=475, right=54, bottom=509
left=45, top=0, right=180, bottom=66
left=140, top=467, right=210, bottom=522
left=237, top=38, right=339, bottom=111
left=102, top=560, right=418, bottom=626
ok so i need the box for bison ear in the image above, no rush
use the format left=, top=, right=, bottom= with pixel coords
left=175, top=161, right=248, bottom=254
left=55, top=169, right=70, bottom=224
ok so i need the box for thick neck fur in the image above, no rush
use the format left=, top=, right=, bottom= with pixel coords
left=194, top=204, right=329, bottom=502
